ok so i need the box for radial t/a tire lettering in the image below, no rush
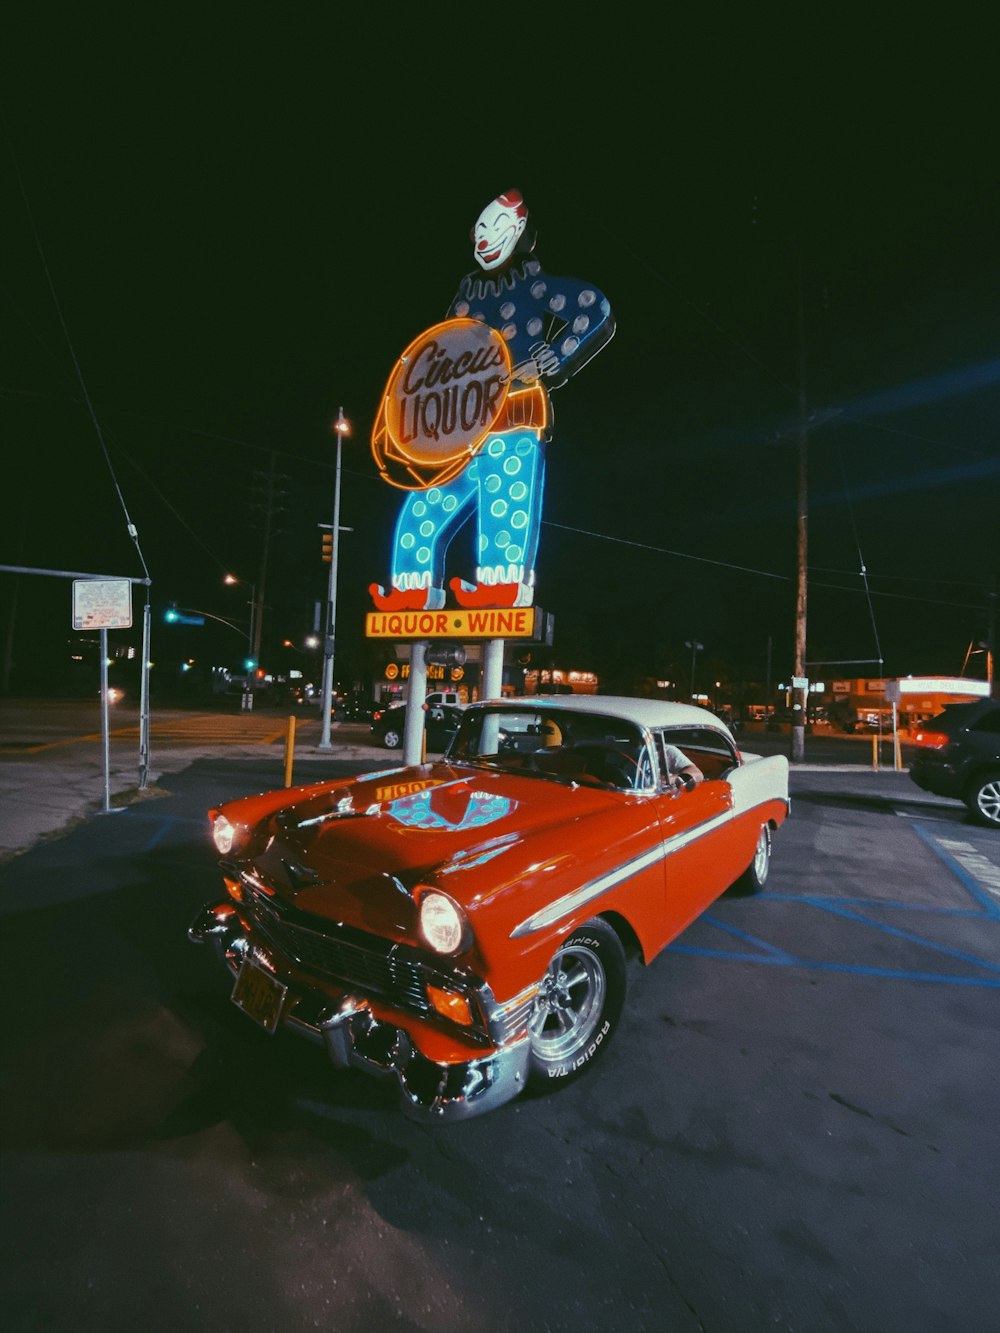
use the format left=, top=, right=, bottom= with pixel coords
left=527, top=918, right=626, bottom=1086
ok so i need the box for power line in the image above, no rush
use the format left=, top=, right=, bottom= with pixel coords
left=5, top=114, right=150, bottom=582
left=543, top=520, right=985, bottom=610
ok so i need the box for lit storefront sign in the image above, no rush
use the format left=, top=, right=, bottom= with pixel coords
left=367, top=606, right=541, bottom=640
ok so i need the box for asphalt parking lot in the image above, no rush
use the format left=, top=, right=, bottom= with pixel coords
left=1, top=727, right=999, bottom=1331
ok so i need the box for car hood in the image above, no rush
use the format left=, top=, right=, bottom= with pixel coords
left=230, top=760, right=654, bottom=947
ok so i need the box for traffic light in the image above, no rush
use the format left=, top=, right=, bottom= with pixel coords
left=164, top=605, right=205, bottom=626
left=321, top=532, right=333, bottom=563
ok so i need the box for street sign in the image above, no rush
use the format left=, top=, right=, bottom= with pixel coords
left=792, top=675, right=809, bottom=689
left=72, top=579, right=132, bottom=630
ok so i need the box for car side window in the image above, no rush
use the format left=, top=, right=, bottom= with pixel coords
left=971, top=709, right=1000, bottom=734
left=655, top=728, right=739, bottom=782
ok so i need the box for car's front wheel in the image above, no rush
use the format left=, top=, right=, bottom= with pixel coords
left=527, top=919, right=626, bottom=1085
left=967, top=771, right=1000, bottom=828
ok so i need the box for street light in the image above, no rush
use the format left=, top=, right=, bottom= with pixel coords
left=319, top=406, right=350, bottom=750
left=224, top=574, right=257, bottom=710
left=685, top=640, right=703, bottom=700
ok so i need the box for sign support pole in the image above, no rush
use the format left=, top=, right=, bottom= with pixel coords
left=482, top=638, right=504, bottom=701
left=99, top=628, right=117, bottom=814
left=402, top=640, right=429, bottom=766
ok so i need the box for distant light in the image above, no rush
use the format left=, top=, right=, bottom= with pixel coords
left=244, top=658, right=256, bottom=670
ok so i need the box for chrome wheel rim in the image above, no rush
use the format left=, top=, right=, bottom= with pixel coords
left=528, top=943, right=606, bottom=1062
left=976, top=779, right=1000, bottom=825
left=753, top=826, right=771, bottom=882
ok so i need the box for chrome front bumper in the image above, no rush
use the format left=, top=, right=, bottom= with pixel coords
left=188, top=903, right=531, bottom=1123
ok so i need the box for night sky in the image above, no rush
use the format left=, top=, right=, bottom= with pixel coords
left=3, top=11, right=998, bottom=698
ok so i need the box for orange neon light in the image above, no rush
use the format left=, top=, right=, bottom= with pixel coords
left=371, top=318, right=514, bottom=491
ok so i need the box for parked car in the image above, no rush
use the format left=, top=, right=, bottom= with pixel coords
left=334, top=698, right=375, bottom=723
left=189, top=697, right=789, bottom=1121
left=369, top=701, right=462, bottom=751
left=909, top=699, right=1000, bottom=828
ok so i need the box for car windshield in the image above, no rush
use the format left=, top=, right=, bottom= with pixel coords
left=446, top=706, right=648, bottom=791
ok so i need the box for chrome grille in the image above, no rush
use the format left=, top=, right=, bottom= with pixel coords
left=249, top=900, right=431, bottom=1013
left=239, top=884, right=489, bottom=1041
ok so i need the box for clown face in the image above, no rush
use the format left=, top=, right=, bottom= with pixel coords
left=473, top=190, right=528, bottom=271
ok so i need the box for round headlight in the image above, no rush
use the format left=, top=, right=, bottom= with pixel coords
left=418, top=890, right=469, bottom=954
left=213, top=815, right=236, bottom=854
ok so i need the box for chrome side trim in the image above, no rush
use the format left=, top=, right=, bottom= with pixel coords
left=510, top=809, right=734, bottom=938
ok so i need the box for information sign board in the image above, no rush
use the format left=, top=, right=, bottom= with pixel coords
left=72, top=579, right=132, bottom=630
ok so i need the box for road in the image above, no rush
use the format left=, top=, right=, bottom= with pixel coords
left=1, top=705, right=998, bottom=1331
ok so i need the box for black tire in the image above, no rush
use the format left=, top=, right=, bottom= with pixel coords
left=382, top=726, right=402, bottom=749
left=527, top=919, right=626, bottom=1086
left=730, top=824, right=771, bottom=895
left=967, top=771, right=1000, bottom=829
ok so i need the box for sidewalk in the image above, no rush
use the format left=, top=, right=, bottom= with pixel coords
left=0, top=725, right=386, bottom=863
left=0, top=713, right=954, bottom=864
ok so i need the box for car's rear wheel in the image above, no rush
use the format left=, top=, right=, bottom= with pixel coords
left=729, top=824, right=771, bottom=894
left=382, top=726, right=402, bottom=749
left=527, top=919, right=626, bottom=1085
left=967, top=771, right=1000, bottom=828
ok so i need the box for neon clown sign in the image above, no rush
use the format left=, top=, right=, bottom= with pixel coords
left=370, top=188, right=614, bottom=614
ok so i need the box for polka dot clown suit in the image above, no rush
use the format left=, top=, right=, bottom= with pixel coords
left=370, top=189, right=615, bottom=612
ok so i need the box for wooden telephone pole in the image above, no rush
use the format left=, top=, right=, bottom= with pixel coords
left=791, top=252, right=808, bottom=764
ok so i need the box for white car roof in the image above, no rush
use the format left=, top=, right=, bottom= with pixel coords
left=474, top=694, right=735, bottom=742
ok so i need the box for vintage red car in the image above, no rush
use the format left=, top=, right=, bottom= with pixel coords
left=189, top=696, right=789, bottom=1121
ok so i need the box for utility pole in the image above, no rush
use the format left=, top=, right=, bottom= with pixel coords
left=988, top=573, right=998, bottom=698
left=791, top=251, right=809, bottom=764
left=251, top=453, right=287, bottom=669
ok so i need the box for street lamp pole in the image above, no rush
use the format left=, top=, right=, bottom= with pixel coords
left=319, top=406, right=349, bottom=751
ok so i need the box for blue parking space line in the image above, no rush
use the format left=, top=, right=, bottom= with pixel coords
left=121, top=808, right=205, bottom=829
left=795, top=896, right=1000, bottom=975
left=140, top=816, right=177, bottom=850
left=761, top=892, right=988, bottom=919
left=910, top=822, right=1000, bottom=918
left=698, top=913, right=797, bottom=962
left=114, top=807, right=205, bottom=852
left=666, top=944, right=1000, bottom=989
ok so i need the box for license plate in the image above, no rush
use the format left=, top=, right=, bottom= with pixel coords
left=231, top=959, right=287, bottom=1034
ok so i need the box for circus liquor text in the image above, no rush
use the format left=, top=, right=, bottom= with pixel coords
left=373, top=319, right=512, bottom=490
